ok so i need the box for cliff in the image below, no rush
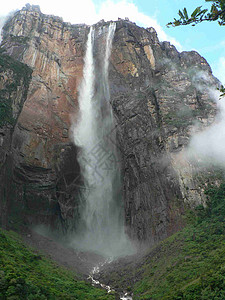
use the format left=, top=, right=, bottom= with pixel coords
left=109, top=21, right=218, bottom=243
left=0, top=4, right=219, bottom=245
left=1, top=4, right=86, bottom=230
left=0, top=51, right=32, bottom=228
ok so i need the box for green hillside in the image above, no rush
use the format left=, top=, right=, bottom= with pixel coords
left=133, top=183, right=225, bottom=299
left=0, top=229, right=114, bottom=299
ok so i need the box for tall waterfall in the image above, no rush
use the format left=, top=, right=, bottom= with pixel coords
left=72, top=23, right=132, bottom=257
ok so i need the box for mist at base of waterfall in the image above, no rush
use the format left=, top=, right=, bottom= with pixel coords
left=69, top=224, right=135, bottom=258
left=33, top=222, right=135, bottom=259
left=70, top=237, right=135, bottom=258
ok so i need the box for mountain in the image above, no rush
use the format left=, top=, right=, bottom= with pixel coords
left=0, top=4, right=220, bottom=247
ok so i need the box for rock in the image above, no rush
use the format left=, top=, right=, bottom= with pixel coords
left=0, top=5, right=220, bottom=245
left=1, top=6, right=86, bottom=229
left=0, top=52, right=32, bottom=228
left=109, top=21, right=218, bottom=243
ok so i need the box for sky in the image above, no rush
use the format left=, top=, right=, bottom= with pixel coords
left=0, top=0, right=224, bottom=84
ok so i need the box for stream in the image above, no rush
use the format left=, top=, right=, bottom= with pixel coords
left=88, top=259, right=133, bottom=300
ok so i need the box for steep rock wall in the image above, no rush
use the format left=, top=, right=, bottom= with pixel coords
left=109, top=21, right=218, bottom=243
left=0, top=52, right=32, bottom=228
left=1, top=5, right=87, bottom=229
left=0, top=5, right=219, bottom=244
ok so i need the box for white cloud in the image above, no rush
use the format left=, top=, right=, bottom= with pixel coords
left=185, top=79, right=225, bottom=168
left=97, top=0, right=182, bottom=50
left=0, top=10, right=17, bottom=42
left=38, top=0, right=98, bottom=25
left=0, top=0, right=182, bottom=50
left=0, top=16, right=7, bottom=42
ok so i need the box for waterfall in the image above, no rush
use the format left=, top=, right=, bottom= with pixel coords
left=72, top=23, right=133, bottom=257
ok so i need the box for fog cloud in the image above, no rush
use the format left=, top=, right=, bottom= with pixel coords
left=186, top=73, right=225, bottom=168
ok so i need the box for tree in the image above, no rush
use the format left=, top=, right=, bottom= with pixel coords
left=167, top=0, right=225, bottom=27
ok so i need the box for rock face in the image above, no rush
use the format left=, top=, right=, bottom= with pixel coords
left=1, top=4, right=87, bottom=230
left=0, top=5, right=219, bottom=245
left=0, top=52, right=32, bottom=228
left=109, top=22, right=218, bottom=243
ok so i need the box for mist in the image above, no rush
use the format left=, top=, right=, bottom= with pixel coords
left=184, top=71, right=225, bottom=169
left=0, top=11, right=17, bottom=43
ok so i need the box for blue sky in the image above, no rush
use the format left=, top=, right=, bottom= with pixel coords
left=0, top=0, right=224, bottom=83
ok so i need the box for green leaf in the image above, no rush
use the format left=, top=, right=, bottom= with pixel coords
left=211, top=4, right=219, bottom=14
left=178, top=9, right=185, bottom=19
left=183, top=7, right=189, bottom=20
left=201, top=9, right=209, bottom=15
left=166, top=22, right=173, bottom=27
left=174, top=20, right=181, bottom=26
left=191, top=6, right=202, bottom=18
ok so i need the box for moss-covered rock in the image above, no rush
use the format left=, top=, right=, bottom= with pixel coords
left=0, top=51, right=32, bottom=126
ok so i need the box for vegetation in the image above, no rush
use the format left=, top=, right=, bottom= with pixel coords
left=0, top=51, right=32, bottom=127
left=163, top=103, right=212, bottom=128
left=163, top=110, right=192, bottom=128
left=133, top=183, right=225, bottom=299
left=0, top=229, right=114, bottom=299
left=167, top=0, right=225, bottom=27
left=219, top=85, right=225, bottom=98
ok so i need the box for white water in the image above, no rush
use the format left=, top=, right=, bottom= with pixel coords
left=88, top=259, right=114, bottom=294
left=72, top=23, right=133, bottom=258
left=88, top=262, right=133, bottom=300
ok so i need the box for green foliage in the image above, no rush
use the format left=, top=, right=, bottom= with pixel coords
left=9, top=35, right=30, bottom=45
left=0, top=52, right=32, bottom=127
left=0, top=229, right=114, bottom=299
left=163, top=110, right=193, bottom=128
left=163, top=105, right=207, bottom=128
left=218, top=85, right=225, bottom=98
left=167, top=0, right=225, bottom=27
left=133, top=183, right=225, bottom=299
